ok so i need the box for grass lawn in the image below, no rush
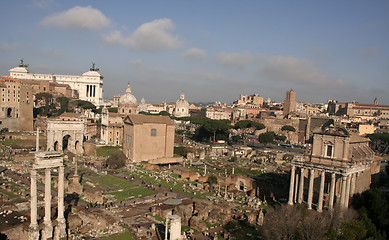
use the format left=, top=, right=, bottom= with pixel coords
left=2, top=139, right=24, bottom=149
left=96, top=146, right=122, bottom=157
left=99, top=230, right=135, bottom=240
left=127, top=169, right=210, bottom=200
left=87, top=175, right=156, bottom=201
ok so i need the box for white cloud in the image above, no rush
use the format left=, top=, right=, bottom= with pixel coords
left=40, top=6, right=111, bottom=30
left=216, top=51, right=253, bottom=67
left=103, top=18, right=183, bottom=51
left=182, top=48, right=207, bottom=61
left=257, top=55, right=347, bottom=86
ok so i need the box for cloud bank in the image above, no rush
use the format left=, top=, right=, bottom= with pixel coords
left=103, top=18, right=183, bottom=51
left=41, top=6, right=111, bottom=30
left=216, top=51, right=253, bottom=67
left=183, top=48, right=207, bottom=60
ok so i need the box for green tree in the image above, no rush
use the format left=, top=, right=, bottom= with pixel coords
left=158, top=111, right=170, bottom=116
left=276, top=135, right=287, bottom=142
left=258, top=131, right=276, bottom=144
left=35, top=92, right=54, bottom=116
left=234, top=120, right=265, bottom=130
left=281, top=125, right=296, bottom=132
left=106, top=150, right=126, bottom=169
left=108, top=107, right=118, bottom=113
left=55, top=96, right=70, bottom=116
left=207, top=175, right=218, bottom=186
left=340, top=220, right=367, bottom=240
left=352, top=188, right=389, bottom=239
left=195, top=119, right=231, bottom=142
left=75, top=100, right=96, bottom=110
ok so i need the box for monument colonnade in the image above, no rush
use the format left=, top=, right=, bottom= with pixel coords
left=29, top=150, right=66, bottom=239
left=287, top=163, right=360, bottom=211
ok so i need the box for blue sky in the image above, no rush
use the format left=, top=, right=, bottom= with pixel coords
left=1, top=0, right=388, bottom=104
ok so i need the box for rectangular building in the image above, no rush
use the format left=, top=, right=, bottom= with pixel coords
left=123, top=114, right=176, bottom=163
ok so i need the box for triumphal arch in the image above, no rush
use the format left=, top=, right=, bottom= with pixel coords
left=47, top=114, right=85, bottom=154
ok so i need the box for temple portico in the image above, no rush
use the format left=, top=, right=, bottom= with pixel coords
left=288, top=123, right=380, bottom=212
left=288, top=157, right=369, bottom=211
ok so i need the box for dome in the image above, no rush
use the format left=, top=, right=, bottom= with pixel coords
left=119, top=84, right=137, bottom=105
left=175, top=92, right=189, bottom=108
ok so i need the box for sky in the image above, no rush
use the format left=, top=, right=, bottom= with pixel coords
left=0, top=1, right=388, bottom=105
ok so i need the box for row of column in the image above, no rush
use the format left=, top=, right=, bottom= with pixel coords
left=30, top=166, right=66, bottom=240
left=288, top=165, right=357, bottom=211
left=86, top=84, right=96, bottom=98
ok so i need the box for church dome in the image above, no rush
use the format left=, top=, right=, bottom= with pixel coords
left=119, top=84, right=137, bottom=105
left=176, top=92, right=189, bottom=108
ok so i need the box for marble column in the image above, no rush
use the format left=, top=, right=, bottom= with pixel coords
left=288, top=165, right=296, bottom=205
left=57, top=166, right=66, bottom=238
left=298, top=168, right=305, bottom=204
left=165, top=217, right=169, bottom=240
left=294, top=172, right=299, bottom=203
left=307, top=169, right=315, bottom=209
left=329, top=172, right=336, bottom=211
left=36, top=127, right=40, bottom=152
left=350, top=173, right=356, bottom=198
left=340, top=175, right=347, bottom=209
left=344, top=174, right=351, bottom=208
left=317, top=171, right=325, bottom=212
left=43, top=168, right=52, bottom=239
left=29, top=169, right=39, bottom=240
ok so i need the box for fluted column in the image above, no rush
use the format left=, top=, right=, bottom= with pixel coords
left=298, top=168, right=305, bottom=203
left=307, top=169, right=314, bottom=209
left=340, top=175, right=347, bottom=209
left=57, top=166, right=66, bottom=238
left=317, top=170, right=325, bottom=212
left=29, top=169, right=39, bottom=240
left=329, top=172, right=336, bottom=211
left=36, top=127, right=40, bottom=152
left=350, top=173, right=356, bottom=197
left=43, top=168, right=52, bottom=239
left=344, top=174, right=351, bottom=208
left=294, top=172, right=299, bottom=203
left=288, top=165, right=296, bottom=205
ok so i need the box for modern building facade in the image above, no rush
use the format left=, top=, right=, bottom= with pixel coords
left=0, top=76, right=33, bottom=132
left=9, top=60, right=104, bottom=107
left=100, top=107, right=123, bottom=146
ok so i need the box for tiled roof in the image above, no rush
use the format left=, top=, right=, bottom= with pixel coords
left=124, top=114, right=174, bottom=125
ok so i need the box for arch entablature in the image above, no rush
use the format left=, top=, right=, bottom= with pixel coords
left=47, top=120, right=85, bottom=154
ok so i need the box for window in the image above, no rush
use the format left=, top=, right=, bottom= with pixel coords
left=151, top=129, right=157, bottom=136
left=325, top=145, right=333, bottom=157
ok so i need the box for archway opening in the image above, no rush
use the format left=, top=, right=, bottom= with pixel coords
left=54, top=141, right=59, bottom=151
left=7, top=108, right=12, bottom=118
left=239, top=181, right=245, bottom=191
left=75, top=140, right=79, bottom=153
left=62, top=135, right=71, bottom=151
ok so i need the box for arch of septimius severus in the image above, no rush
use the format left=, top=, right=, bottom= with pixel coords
left=46, top=117, right=85, bottom=154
